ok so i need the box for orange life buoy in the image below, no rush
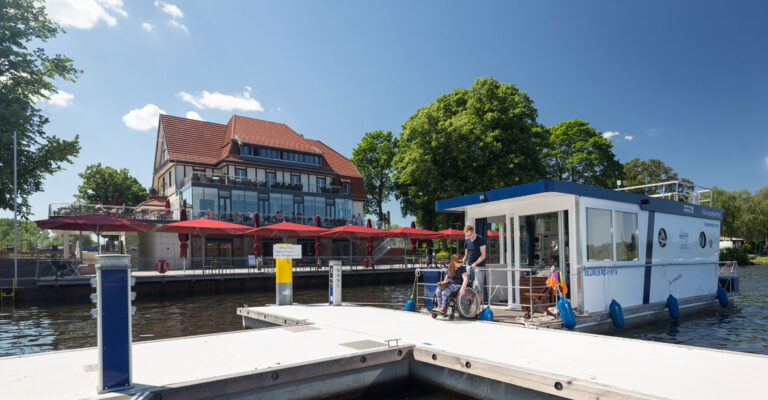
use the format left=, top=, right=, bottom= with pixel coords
left=155, top=259, right=169, bottom=274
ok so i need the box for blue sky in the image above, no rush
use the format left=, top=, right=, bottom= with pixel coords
left=6, top=0, right=768, bottom=226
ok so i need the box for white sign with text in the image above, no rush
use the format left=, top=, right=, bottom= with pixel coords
left=273, top=244, right=302, bottom=259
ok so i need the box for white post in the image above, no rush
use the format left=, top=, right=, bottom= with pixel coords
left=505, top=215, right=513, bottom=309
left=13, top=128, right=18, bottom=288
left=513, top=215, right=521, bottom=309
left=330, top=260, right=342, bottom=306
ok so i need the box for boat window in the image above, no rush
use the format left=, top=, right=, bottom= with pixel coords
left=615, top=211, right=639, bottom=261
left=586, top=208, right=613, bottom=262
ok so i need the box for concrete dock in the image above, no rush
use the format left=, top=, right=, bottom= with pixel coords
left=2, top=303, right=765, bottom=399
left=239, top=304, right=765, bottom=399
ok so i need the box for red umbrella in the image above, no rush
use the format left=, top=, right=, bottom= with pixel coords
left=409, top=221, right=418, bottom=254
left=252, top=212, right=261, bottom=257
left=318, top=224, right=392, bottom=239
left=314, top=216, right=323, bottom=258
left=437, top=229, right=465, bottom=240
left=388, top=225, right=441, bottom=267
left=157, top=219, right=251, bottom=268
left=36, top=214, right=155, bottom=254
left=247, top=222, right=327, bottom=240
left=163, top=199, right=171, bottom=219
left=178, top=209, right=189, bottom=258
left=366, top=219, right=374, bottom=264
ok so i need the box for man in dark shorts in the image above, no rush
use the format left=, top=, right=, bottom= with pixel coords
left=462, top=224, right=486, bottom=303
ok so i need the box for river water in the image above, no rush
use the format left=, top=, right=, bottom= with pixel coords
left=1, top=266, right=767, bottom=358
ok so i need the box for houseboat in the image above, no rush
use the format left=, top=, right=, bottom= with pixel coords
left=435, top=180, right=728, bottom=331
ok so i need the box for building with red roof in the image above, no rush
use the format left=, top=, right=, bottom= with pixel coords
left=152, top=114, right=366, bottom=233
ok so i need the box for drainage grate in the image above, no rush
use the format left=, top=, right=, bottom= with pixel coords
left=339, top=340, right=388, bottom=351
left=282, top=325, right=321, bottom=333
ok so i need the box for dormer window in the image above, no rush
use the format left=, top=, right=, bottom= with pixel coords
left=240, top=144, right=321, bottom=167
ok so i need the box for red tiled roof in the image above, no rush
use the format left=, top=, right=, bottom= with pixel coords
left=160, top=114, right=227, bottom=165
left=157, top=115, right=362, bottom=192
left=307, top=139, right=362, bottom=178
left=228, top=115, right=323, bottom=155
left=137, top=198, right=166, bottom=208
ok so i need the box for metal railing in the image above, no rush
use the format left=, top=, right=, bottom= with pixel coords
left=182, top=173, right=349, bottom=195
left=615, top=180, right=713, bottom=205
left=48, top=202, right=179, bottom=221
left=411, top=266, right=562, bottom=322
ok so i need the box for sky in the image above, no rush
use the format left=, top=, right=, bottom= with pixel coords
left=4, top=0, right=768, bottom=227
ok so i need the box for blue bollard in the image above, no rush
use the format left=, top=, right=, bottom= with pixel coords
left=609, top=299, right=625, bottom=329
left=405, top=298, right=416, bottom=312
left=667, top=294, right=680, bottom=320
left=479, top=307, right=494, bottom=321
left=717, top=287, right=729, bottom=307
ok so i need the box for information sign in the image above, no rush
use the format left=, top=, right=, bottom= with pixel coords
left=273, top=244, right=302, bottom=259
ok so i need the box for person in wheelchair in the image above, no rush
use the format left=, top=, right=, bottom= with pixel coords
left=435, top=254, right=468, bottom=314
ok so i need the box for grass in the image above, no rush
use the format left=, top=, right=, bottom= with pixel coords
left=754, top=256, right=768, bottom=265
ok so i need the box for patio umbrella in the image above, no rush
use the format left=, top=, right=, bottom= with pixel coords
left=387, top=225, right=441, bottom=267
left=409, top=221, right=418, bottom=255
left=252, top=213, right=261, bottom=257
left=247, top=222, right=327, bottom=242
left=320, top=224, right=391, bottom=268
left=438, top=229, right=465, bottom=255
left=36, top=214, right=155, bottom=254
left=157, top=218, right=251, bottom=268
left=178, top=209, right=189, bottom=271
left=314, top=216, right=323, bottom=259
left=366, top=219, right=374, bottom=267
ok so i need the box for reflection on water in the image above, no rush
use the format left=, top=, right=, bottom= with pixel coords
left=2, top=266, right=768, bottom=358
left=0, top=284, right=413, bottom=357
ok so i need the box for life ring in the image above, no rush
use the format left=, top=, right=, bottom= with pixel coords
left=155, top=259, right=169, bottom=274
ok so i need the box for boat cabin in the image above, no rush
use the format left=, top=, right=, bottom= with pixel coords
left=435, top=180, right=723, bottom=315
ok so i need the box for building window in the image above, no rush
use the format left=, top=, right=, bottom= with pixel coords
left=235, top=168, right=246, bottom=180
left=193, top=167, right=205, bottom=180
left=258, top=193, right=269, bottom=216
left=325, top=198, right=336, bottom=219
left=342, top=181, right=349, bottom=194
left=291, top=174, right=301, bottom=185
left=616, top=211, right=639, bottom=261
left=293, top=196, right=304, bottom=219
left=240, top=144, right=252, bottom=156
left=266, top=171, right=276, bottom=186
left=317, top=177, right=326, bottom=190
left=586, top=208, right=613, bottom=262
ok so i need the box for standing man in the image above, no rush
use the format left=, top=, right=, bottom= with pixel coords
left=461, top=224, right=486, bottom=302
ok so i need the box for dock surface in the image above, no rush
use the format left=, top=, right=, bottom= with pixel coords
left=239, top=304, right=764, bottom=399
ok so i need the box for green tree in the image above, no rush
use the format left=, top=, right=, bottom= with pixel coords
left=0, top=218, right=48, bottom=250
left=351, top=130, right=398, bottom=224
left=712, top=187, right=752, bottom=239
left=545, top=119, right=622, bottom=187
left=621, top=158, right=693, bottom=199
left=747, top=187, right=768, bottom=252
left=393, top=77, right=546, bottom=229
left=76, top=163, right=148, bottom=206
left=0, top=0, right=82, bottom=216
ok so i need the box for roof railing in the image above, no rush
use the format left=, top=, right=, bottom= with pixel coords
left=615, top=180, right=713, bottom=205
left=48, top=202, right=179, bottom=221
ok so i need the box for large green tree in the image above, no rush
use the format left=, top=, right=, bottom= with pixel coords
left=351, top=130, right=398, bottom=224
left=0, top=0, right=81, bottom=216
left=392, top=77, right=546, bottom=229
left=545, top=119, right=622, bottom=187
left=712, top=187, right=752, bottom=239
left=621, top=158, right=693, bottom=198
left=76, top=163, right=147, bottom=206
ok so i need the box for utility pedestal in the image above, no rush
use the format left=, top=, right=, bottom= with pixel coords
left=91, top=254, right=135, bottom=393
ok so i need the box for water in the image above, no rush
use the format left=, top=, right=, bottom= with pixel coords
left=1, top=266, right=767, bottom=357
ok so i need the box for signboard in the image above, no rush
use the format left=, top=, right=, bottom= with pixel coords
left=247, top=255, right=256, bottom=266
left=273, top=244, right=302, bottom=259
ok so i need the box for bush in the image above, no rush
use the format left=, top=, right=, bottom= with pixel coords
left=720, top=247, right=751, bottom=266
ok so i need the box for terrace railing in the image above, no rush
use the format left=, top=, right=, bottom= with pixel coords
left=48, top=202, right=179, bottom=221
left=182, top=173, right=348, bottom=195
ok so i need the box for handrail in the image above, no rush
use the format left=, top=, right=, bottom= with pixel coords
left=182, top=172, right=349, bottom=195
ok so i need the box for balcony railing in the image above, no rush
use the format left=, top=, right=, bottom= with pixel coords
left=48, top=202, right=179, bottom=221
left=48, top=202, right=355, bottom=228
left=182, top=173, right=348, bottom=195
left=189, top=210, right=354, bottom=228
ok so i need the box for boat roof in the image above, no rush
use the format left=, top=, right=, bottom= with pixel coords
left=435, top=180, right=723, bottom=221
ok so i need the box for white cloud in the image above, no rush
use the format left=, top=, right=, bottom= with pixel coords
left=46, top=0, right=127, bottom=29
left=154, top=1, right=188, bottom=33
left=602, top=131, right=620, bottom=140
left=186, top=111, right=205, bottom=121
left=122, top=104, right=165, bottom=131
left=624, top=135, right=634, bottom=141
left=141, top=22, right=154, bottom=32
left=48, top=91, right=75, bottom=107
left=177, top=87, right=264, bottom=112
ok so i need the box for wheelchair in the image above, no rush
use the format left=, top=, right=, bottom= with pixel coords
left=430, top=283, right=480, bottom=320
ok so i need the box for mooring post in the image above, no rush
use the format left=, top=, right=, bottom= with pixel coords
left=275, top=243, right=301, bottom=305
left=91, top=254, right=135, bottom=393
left=329, top=260, right=342, bottom=306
